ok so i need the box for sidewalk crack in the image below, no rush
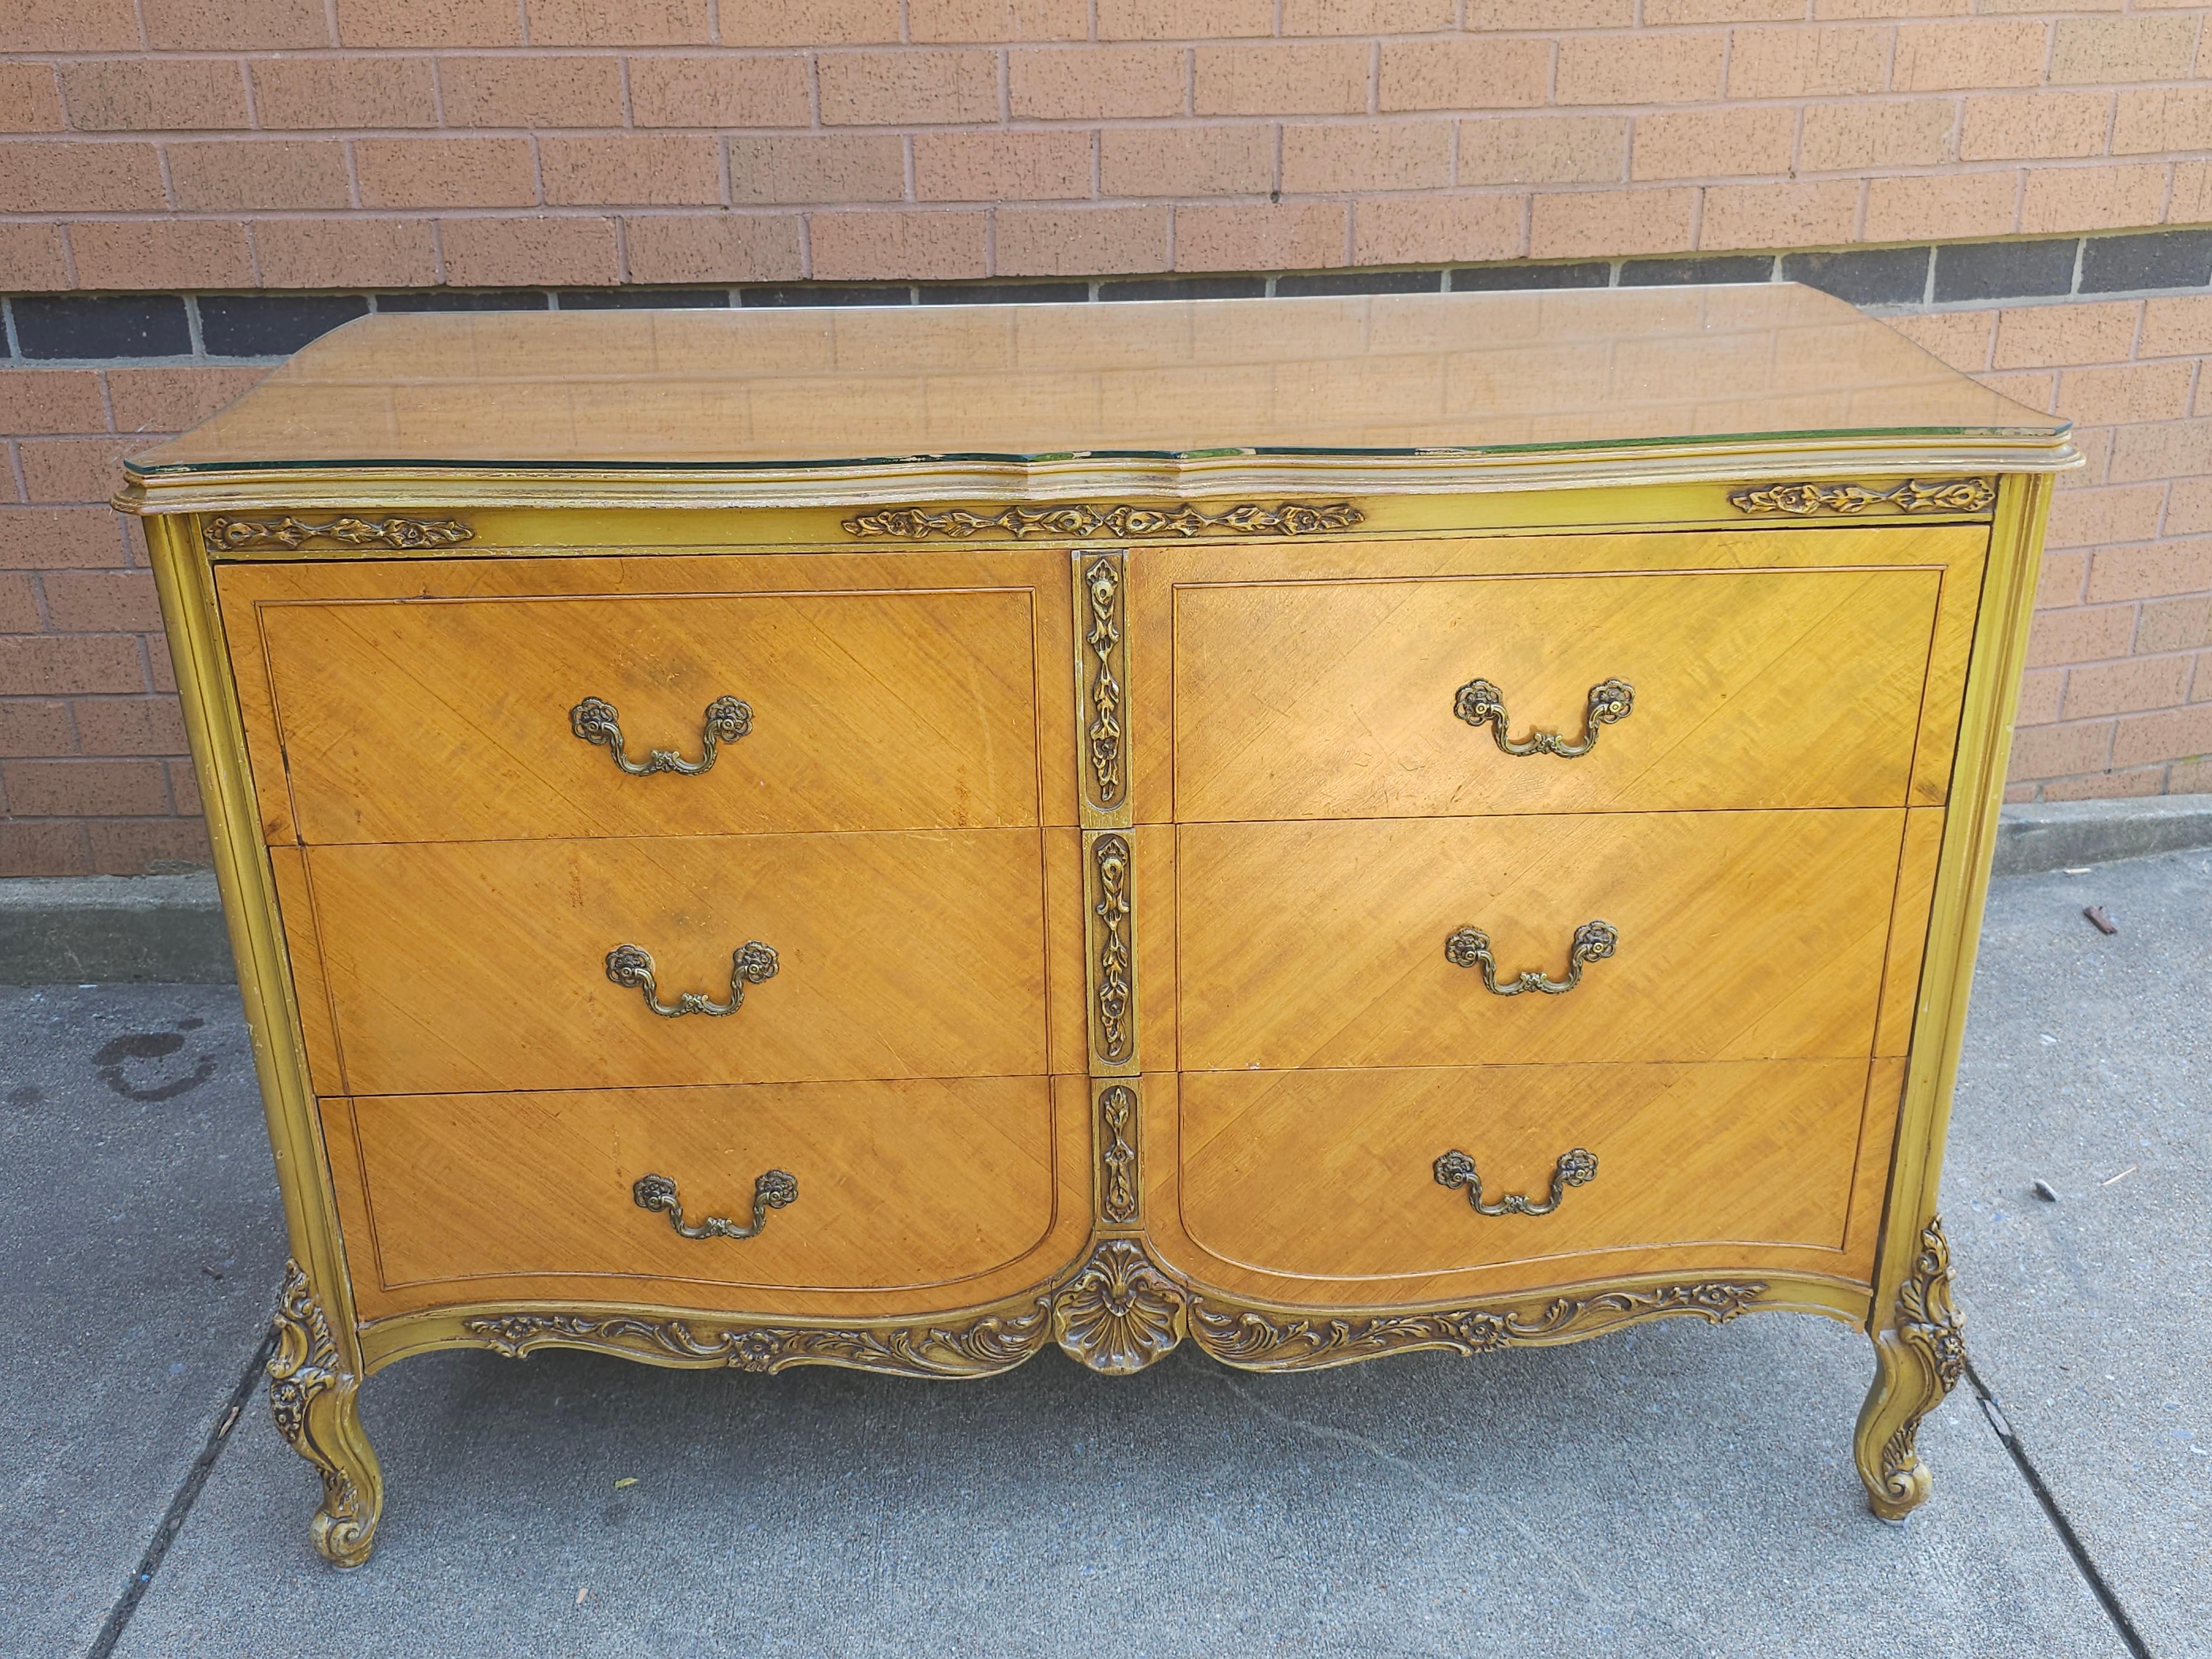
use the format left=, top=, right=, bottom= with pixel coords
left=1963, top=1357, right=2154, bottom=1659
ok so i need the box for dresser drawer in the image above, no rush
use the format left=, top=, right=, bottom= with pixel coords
left=239, top=581, right=1045, bottom=842
left=1180, top=1061, right=1867, bottom=1280
left=1177, top=809, right=1903, bottom=1070
left=289, top=830, right=1064, bottom=1095
left=1173, top=566, right=1943, bottom=820
left=324, top=1078, right=1057, bottom=1301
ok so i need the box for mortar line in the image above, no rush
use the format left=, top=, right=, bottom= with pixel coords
left=85, top=1323, right=279, bottom=1659
left=1961, top=1356, right=2153, bottom=1659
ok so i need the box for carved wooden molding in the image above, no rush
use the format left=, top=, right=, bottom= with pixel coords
left=203, top=514, right=475, bottom=552
left=1051, top=1239, right=1188, bottom=1374
left=1098, top=1084, right=1138, bottom=1225
left=1092, top=831, right=1133, bottom=1062
left=1872, top=1217, right=1967, bottom=1511
left=842, top=501, right=1365, bottom=540
left=1726, top=478, right=1995, bottom=517
left=269, top=1261, right=378, bottom=1567
left=1083, top=554, right=1125, bottom=809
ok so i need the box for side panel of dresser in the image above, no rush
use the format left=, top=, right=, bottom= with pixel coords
left=203, top=539, right=1099, bottom=1337
left=1130, top=522, right=1992, bottom=1310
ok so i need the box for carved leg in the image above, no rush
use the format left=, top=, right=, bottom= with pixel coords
left=268, top=1261, right=383, bottom=1567
left=1853, top=1219, right=1966, bottom=1521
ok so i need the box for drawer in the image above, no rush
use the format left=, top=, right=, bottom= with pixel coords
left=242, top=582, right=1044, bottom=842
left=1180, top=1061, right=1868, bottom=1280
left=323, top=1077, right=1057, bottom=1298
left=1173, top=566, right=1943, bottom=820
left=1177, top=810, right=1903, bottom=1070
left=290, top=830, right=1065, bottom=1096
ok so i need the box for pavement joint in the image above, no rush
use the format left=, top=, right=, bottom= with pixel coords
left=1963, top=1357, right=2154, bottom=1659
left=86, top=1322, right=276, bottom=1659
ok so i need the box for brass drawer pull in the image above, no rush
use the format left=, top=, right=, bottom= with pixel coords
left=606, top=941, right=778, bottom=1018
left=1434, top=1147, right=1597, bottom=1217
left=571, top=695, right=752, bottom=776
left=1454, top=677, right=1632, bottom=757
left=633, top=1170, right=796, bottom=1241
left=1446, top=919, right=1616, bottom=995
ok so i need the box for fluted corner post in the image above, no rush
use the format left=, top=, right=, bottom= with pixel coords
left=269, top=1260, right=384, bottom=1566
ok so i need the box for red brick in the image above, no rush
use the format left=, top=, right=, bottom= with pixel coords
left=820, top=51, right=1000, bottom=127
left=251, top=58, right=439, bottom=129
left=439, top=56, right=628, bottom=129
left=1799, top=101, right=1955, bottom=172
left=0, top=822, right=92, bottom=878
left=2113, top=88, right=2212, bottom=157
left=18, top=440, right=146, bottom=506
left=2061, top=654, right=2195, bottom=719
left=1700, top=182, right=1861, bottom=253
left=0, top=509, right=125, bottom=572
left=2051, top=15, right=2199, bottom=84
left=2112, top=703, right=2212, bottom=768
left=1281, top=122, right=1454, bottom=194
left=169, top=141, right=351, bottom=212
left=0, top=573, right=39, bottom=633
left=1631, top=107, right=1794, bottom=180
left=808, top=210, right=990, bottom=280
left=1530, top=187, right=1698, bottom=259
left=2138, top=296, right=2212, bottom=360
left=0, top=372, right=106, bottom=437
left=2059, top=362, right=2195, bottom=427
left=0, top=142, right=163, bottom=213
left=40, top=571, right=161, bottom=633
left=440, top=216, right=621, bottom=286
left=2109, top=419, right=2212, bottom=484
left=0, top=701, right=74, bottom=757
left=2026, top=603, right=2136, bottom=667
left=1459, top=116, right=1627, bottom=186
left=1172, top=201, right=1348, bottom=272
left=0, top=226, right=68, bottom=292
left=2085, top=538, right=2212, bottom=603
left=1352, top=194, right=1526, bottom=266
left=1558, top=33, right=1726, bottom=105
left=1011, top=48, right=1185, bottom=121
left=1194, top=44, right=1372, bottom=116
left=255, top=219, right=439, bottom=288
left=622, top=214, right=805, bottom=283
left=0, top=0, right=139, bottom=51
left=356, top=139, right=539, bottom=208
left=1, top=757, right=170, bottom=817
left=2013, top=667, right=2064, bottom=726
left=911, top=0, right=1086, bottom=40
left=728, top=136, right=906, bottom=204
left=1993, top=302, right=2140, bottom=371
left=69, top=221, right=253, bottom=290
left=60, top=60, right=249, bottom=132
left=1100, top=0, right=1270, bottom=32
left=2039, top=765, right=2167, bottom=801
left=996, top=206, right=1169, bottom=275
left=2036, top=549, right=2088, bottom=607
left=2173, top=757, right=2212, bottom=793
left=1380, top=38, right=1552, bottom=112
left=1960, top=93, right=2113, bottom=162
left=1284, top=0, right=1456, bottom=27
left=71, top=697, right=189, bottom=757
left=2166, top=476, right=2212, bottom=535
left=0, top=65, right=63, bottom=134
left=336, top=0, right=524, bottom=46
left=1102, top=128, right=1275, bottom=197
left=1863, top=172, right=2017, bottom=243
left=140, top=0, right=330, bottom=49
left=721, top=0, right=901, bottom=44
left=0, top=636, right=147, bottom=696
left=2136, top=596, right=2212, bottom=655
left=167, top=758, right=202, bottom=817
left=916, top=132, right=1094, bottom=202
left=524, top=0, right=711, bottom=44
left=86, top=819, right=211, bottom=875
left=2043, top=484, right=2167, bottom=551
left=1891, top=20, right=2048, bottom=92
left=2008, top=719, right=2113, bottom=780
left=541, top=137, right=725, bottom=206
left=1726, top=25, right=1888, bottom=98
left=2021, top=164, right=2169, bottom=236
left=629, top=58, right=813, bottom=128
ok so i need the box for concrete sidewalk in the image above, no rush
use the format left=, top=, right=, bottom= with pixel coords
left=3, top=852, right=2203, bottom=1657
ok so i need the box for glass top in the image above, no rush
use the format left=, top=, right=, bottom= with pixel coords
left=129, top=285, right=2067, bottom=476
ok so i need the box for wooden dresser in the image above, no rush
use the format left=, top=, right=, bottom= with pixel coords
left=119, top=287, right=2072, bottom=1565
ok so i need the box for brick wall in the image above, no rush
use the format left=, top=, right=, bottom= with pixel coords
left=3, top=3, right=2211, bottom=873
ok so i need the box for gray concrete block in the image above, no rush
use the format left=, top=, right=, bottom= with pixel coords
left=1946, top=848, right=2212, bottom=1658
left=0, top=985, right=286, bottom=1658
left=1995, top=792, right=2212, bottom=878
left=0, top=874, right=230, bottom=985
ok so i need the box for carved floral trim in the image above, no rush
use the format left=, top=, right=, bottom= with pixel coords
left=1876, top=1217, right=1967, bottom=1501
left=1083, top=554, right=1125, bottom=809
left=1092, top=831, right=1133, bottom=1063
left=842, top=501, right=1365, bottom=540
left=268, top=1260, right=377, bottom=1567
left=1051, top=1239, right=1188, bottom=1374
left=1099, top=1084, right=1138, bottom=1225
left=203, top=514, right=475, bottom=552
left=1727, top=478, right=1996, bottom=517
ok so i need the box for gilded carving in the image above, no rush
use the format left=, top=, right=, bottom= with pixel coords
left=1190, top=1280, right=1767, bottom=1372
left=1084, top=554, right=1125, bottom=808
left=1092, top=832, right=1133, bottom=1062
left=464, top=1300, right=1053, bottom=1379
left=1099, top=1083, right=1138, bottom=1225
left=268, top=1261, right=379, bottom=1567
left=1726, top=478, right=1996, bottom=517
left=842, top=501, right=1365, bottom=540
left=1868, top=1218, right=1967, bottom=1518
left=202, top=514, right=475, bottom=552
left=1052, top=1239, right=1188, bottom=1374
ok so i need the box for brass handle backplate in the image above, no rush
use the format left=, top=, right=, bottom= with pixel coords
left=1454, top=677, right=1632, bottom=757
left=571, top=695, right=752, bottom=776
left=1434, top=1148, right=1597, bottom=1217
left=606, top=941, right=778, bottom=1018
left=1446, top=920, right=1616, bottom=995
left=633, top=1170, right=796, bottom=1240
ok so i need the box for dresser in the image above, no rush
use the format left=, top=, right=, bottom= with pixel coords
left=119, top=287, right=2071, bottom=1566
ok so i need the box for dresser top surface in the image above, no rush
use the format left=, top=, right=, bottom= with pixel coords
left=130, top=285, right=2064, bottom=483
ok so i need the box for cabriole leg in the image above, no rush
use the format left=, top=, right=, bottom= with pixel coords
left=1853, top=1218, right=1966, bottom=1521
left=268, top=1260, right=383, bottom=1566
